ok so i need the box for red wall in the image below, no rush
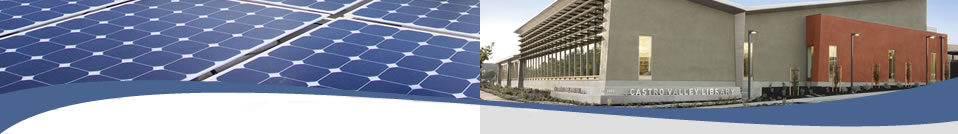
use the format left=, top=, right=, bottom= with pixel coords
left=806, top=14, right=948, bottom=83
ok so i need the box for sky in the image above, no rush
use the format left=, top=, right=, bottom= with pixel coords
left=481, top=0, right=958, bottom=63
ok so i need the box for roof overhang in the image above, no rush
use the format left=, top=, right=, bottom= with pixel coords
left=515, top=0, right=903, bottom=35
left=950, top=45, right=958, bottom=55
left=745, top=0, right=897, bottom=14
left=689, top=0, right=747, bottom=13
left=496, top=55, right=521, bottom=64
left=693, top=0, right=900, bottom=14
left=514, top=0, right=575, bottom=34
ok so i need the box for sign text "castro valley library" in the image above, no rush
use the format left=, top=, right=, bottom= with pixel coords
left=627, top=88, right=737, bottom=96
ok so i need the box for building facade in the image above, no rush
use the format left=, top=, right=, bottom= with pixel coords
left=497, top=0, right=948, bottom=104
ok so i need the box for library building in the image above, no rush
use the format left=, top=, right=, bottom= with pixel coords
left=496, top=0, right=948, bottom=104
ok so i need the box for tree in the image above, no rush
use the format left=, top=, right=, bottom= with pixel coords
left=480, top=42, right=494, bottom=67
left=481, top=70, right=497, bottom=83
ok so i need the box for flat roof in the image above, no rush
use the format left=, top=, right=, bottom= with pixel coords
left=517, top=0, right=900, bottom=34
left=950, top=45, right=958, bottom=55
left=514, top=0, right=573, bottom=34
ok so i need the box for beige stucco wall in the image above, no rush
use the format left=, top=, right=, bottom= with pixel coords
left=604, top=0, right=737, bottom=82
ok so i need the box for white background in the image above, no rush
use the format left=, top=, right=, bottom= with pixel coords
left=481, top=105, right=958, bottom=133
left=7, top=93, right=955, bottom=134
left=3, top=93, right=479, bottom=134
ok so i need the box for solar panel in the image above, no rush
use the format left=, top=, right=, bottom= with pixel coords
left=247, top=0, right=363, bottom=14
left=207, top=18, right=480, bottom=99
left=349, top=0, right=479, bottom=38
left=0, top=0, right=325, bottom=93
left=0, top=0, right=126, bottom=37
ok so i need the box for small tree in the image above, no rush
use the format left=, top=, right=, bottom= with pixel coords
left=873, top=63, right=880, bottom=89
left=788, top=67, right=800, bottom=97
left=906, top=62, right=913, bottom=85
left=832, top=66, right=843, bottom=93
left=480, top=42, right=494, bottom=67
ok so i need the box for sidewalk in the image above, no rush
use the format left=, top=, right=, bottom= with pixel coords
left=480, top=90, right=517, bottom=102
left=699, top=90, right=899, bottom=108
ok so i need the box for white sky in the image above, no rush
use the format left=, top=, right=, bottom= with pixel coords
left=480, top=0, right=555, bottom=64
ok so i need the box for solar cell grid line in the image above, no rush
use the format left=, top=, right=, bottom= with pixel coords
left=0, top=0, right=326, bottom=94
left=241, top=0, right=364, bottom=14
left=0, top=0, right=129, bottom=37
left=207, top=18, right=480, bottom=99
left=347, top=0, right=479, bottom=39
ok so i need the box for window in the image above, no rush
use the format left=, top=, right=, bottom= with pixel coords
left=931, top=53, right=937, bottom=81
left=594, top=41, right=601, bottom=75
left=586, top=43, right=593, bottom=75
left=638, top=35, right=652, bottom=79
left=888, top=50, right=895, bottom=81
left=744, top=42, right=751, bottom=77
left=578, top=45, right=584, bottom=76
left=807, top=46, right=814, bottom=80
left=563, top=49, right=569, bottom=77
left=560, top=49, right=567, bottom=77
left=828, top=45, right=838, bottom=82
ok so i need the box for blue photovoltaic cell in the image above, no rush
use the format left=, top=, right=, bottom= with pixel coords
left=210, top=19, right=480, bottom=99
left=254, top=0, right=362, bottom=14
left=350, top=0, right=479, bottom=37
left=0, top=0, right=125, bottom=36
left=0, top=0, right=325, bottom=93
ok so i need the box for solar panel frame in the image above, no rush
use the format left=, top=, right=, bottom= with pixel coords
left=0, top=0, right=328, bottom=93
left=206, top=18, right=479, bottom=99
left=347, top=0, right=480, bottom=39
left=0, top=0, right=130, bottom=37
left=241, top=0, right=365, bottom=14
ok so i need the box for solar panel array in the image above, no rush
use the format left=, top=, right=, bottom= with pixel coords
left=248, top=0, right=363, bottom=14
left=350, top=0, right=480, bottom=38
left=0, top=0, right=479, bottom=99
left=0, top=0, right=126, bottom=36
left=0, top=0, right=324, bottom=93
left=208, top=19, right=479, bottom=98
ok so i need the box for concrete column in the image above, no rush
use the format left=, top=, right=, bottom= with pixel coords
left=506, top=63, right=512, bottom=87
left=518, top=58, right=525, bottom=88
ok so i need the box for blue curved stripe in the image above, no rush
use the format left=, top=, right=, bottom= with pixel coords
left=1, top=80, right=957, bottom=132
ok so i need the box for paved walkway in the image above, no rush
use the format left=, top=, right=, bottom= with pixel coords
left=699, top=90, right=899, bottom=108
left=479, top=90, right=516, bottom=102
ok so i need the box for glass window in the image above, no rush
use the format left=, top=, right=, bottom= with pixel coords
left=744, top=42, right=751, bottom=77
left=595, top=41, right=601, bottom=75
left=533, top=57, right=537, bottom=78
left=576, top=46, right=582, bottom=76
left=639, top=36, right=652, bottom=78
left=564, top=48, right=568, bottom=77
left=932, top=53, right=937, bottom=81
left=888, top=50, right=895, bottom=81
left=567, top=48, right=572, bottom=76
left=551, top=52, right=556, bottom=77
left=578, top=45, right=584, bottom=76
left=573, top=47, right=578, bottom=76
left=585, top=44, right=592, bottom=76
left=807, top=46, right=814, bottom=80
left=560, top=50, right=565, bottom=77
left=538, top=56, right=542, bottom=77
left=530, top=58, right=535, bottom=78
left=829, top=45, right=838, bottom=82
